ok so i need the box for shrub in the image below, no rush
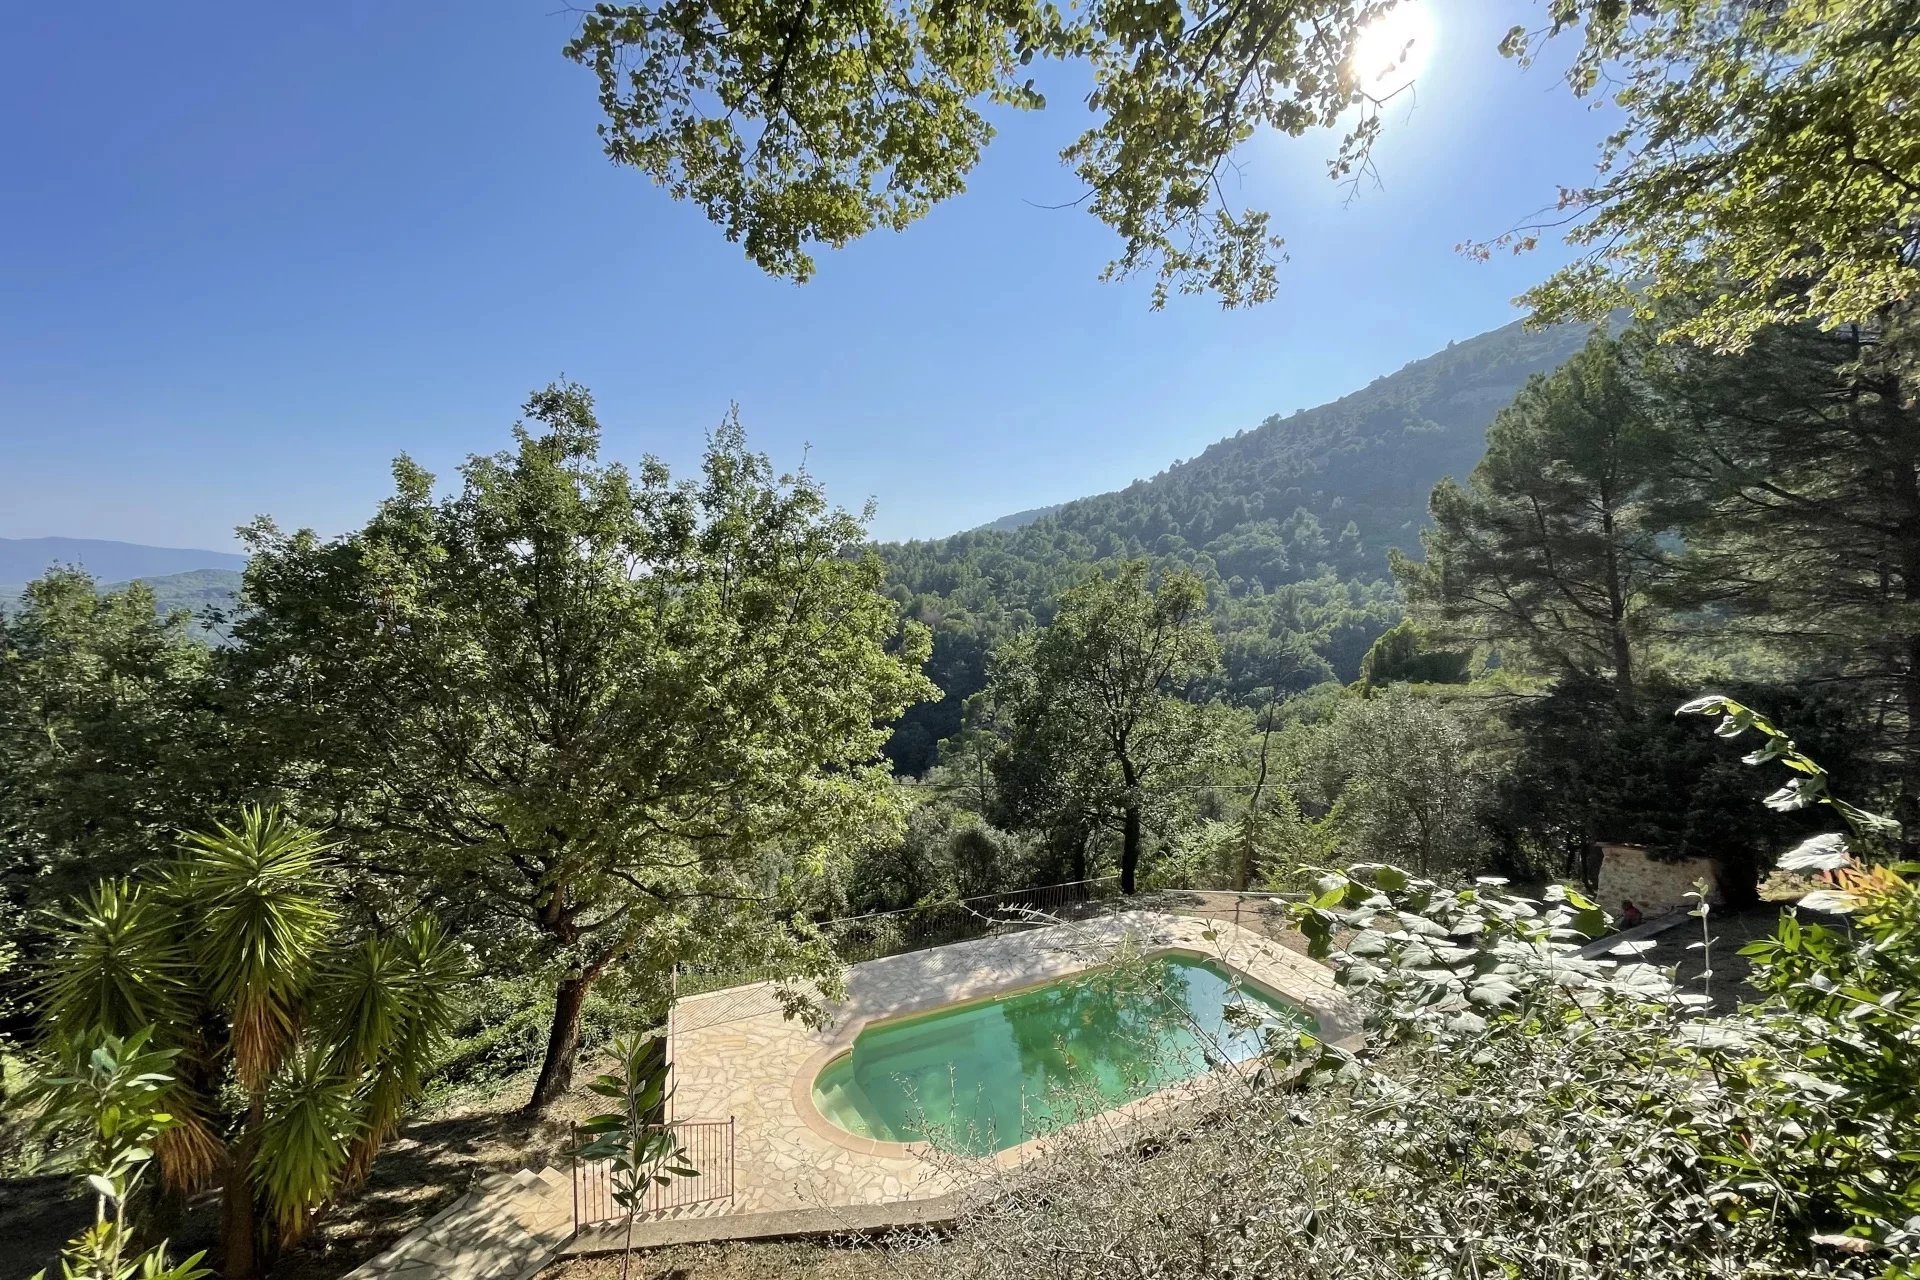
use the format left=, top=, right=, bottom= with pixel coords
left=922, top=697, right=1920, bottom=1278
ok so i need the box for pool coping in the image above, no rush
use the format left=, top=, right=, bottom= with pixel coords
left=786, top=938, right=1354, bottom=1165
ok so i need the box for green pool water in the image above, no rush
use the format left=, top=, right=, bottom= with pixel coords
left=810, top=953, right=1311, bottom=1155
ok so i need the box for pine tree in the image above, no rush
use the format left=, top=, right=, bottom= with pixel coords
left=1392, top=334, right=1676, bottom=705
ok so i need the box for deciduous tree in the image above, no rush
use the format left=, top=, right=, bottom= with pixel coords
left=565, top=1, right=1919, bottom=338
left=231, top=384, right=935, bottom=1110
left=565, top=0, right=1419, bottom=308
left=1354, top=619, right=1470, bottom=691
left=1290, top=685, right=1491, bottom=879
left=991, top=563, right=1223, bottom=893
left=0, top=571, right=234, bottom=931
left=1510, top=0, right=1920, bottom=350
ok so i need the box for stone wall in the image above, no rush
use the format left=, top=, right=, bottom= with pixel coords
left=1595, top=843, right=1721, bottom=917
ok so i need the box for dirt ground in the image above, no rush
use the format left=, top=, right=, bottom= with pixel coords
left=545, top=1239, right=926, bottom=1280
left=1637, top=897, right=1843, bottom=1015
left=0, top=1175, right=89, bottom=1280
left=269, top=1065, right=622, bottom=1280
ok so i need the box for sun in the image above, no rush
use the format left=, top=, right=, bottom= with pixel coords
left=1349, top=1, right=1436, bottom=97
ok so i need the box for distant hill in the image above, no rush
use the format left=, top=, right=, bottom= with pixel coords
left=104, top=568, right=246, bottom=627
left=884, top=317, right=1595, bottom=607
left=0, top=537, right=245, bottom=584
left=970, top=504, right=1063, bottom=534
left=875, top=316, right=1600, bottom=770
left=1, top=541, right=247, bottom=630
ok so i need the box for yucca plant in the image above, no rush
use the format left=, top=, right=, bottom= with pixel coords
left=39, top=807, right=468, bottom=1280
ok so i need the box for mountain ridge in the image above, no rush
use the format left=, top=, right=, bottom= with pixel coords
left=879, top=316, right=1595, bottom=617
left=6, top=317, right=1593, bottom=761
left=0, top=536, right=245, bottom=585
left=969, top=504, right=1064, bottom=534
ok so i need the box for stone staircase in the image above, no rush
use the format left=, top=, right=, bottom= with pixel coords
left=341, top=1165, right=575, bottom=1280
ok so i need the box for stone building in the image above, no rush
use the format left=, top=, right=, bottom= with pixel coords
left=1594, top=842, right=1722, bottom=917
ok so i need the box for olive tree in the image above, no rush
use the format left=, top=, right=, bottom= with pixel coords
left=1291, top=685, right=1491, bottom=878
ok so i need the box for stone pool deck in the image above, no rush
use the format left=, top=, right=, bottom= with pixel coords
left=668, top=910, right=1358, bottom=1215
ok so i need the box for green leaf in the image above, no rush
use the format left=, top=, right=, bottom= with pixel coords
left=1311, top=873, right=1351, bottom=910
left=1778, top=834, right=1851, bottom=873
left=1675, top=695, right=1729, bottom=717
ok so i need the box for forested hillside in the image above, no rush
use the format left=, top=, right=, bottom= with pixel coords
left=5, top=321, right=1596, bottom=774
left=100, top=567, right=244, bottom=613
left=878, top=317, right=1597, bottom=771
left=0, top=540, right=246, bottom=623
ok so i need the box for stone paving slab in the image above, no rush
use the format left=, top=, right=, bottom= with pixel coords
left=1576, top=908, right=1692, bottom=959
left=341, top=1161, right=575, bottom=1280
left=670, top=911, right=1357, bottom=1216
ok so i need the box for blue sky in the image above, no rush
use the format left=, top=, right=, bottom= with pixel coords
left=1, top=1, right=1613, bottom=551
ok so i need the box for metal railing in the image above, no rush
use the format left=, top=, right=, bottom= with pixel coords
left=832, top=874, right=1123, bottom=963
left=571, top=1117, right=736, bottom=1229
left=674, top=875, right=1123, bottom=999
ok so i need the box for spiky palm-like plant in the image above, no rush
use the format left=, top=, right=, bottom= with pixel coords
left=39, top=807, right=467, bottom=1280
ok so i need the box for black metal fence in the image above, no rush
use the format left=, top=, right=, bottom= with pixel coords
left=675, top=875, right=1123, bottom=999
left=571, top=1118, right=736, bottom=1228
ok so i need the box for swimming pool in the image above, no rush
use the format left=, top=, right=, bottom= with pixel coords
left=809, top=952, right=1311, bottom=1155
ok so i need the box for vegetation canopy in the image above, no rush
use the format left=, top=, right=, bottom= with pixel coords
left=565, top=0, right=1920, bottom=345
left=229, top=383, right=935, bottom=1111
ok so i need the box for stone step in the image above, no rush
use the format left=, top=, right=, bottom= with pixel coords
left=503, top=1197, right=572, bottom=1231
left=427, top=1199, right=513, bottom=1239
left=340, top=1163, right=582, bottom=1280
left=417, top=1192, right=475, bottom=1230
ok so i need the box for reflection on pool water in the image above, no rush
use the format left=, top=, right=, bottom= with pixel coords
left=810, top=953, right=1311, bottom=1154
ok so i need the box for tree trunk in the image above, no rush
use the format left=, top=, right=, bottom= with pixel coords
left=1898, top=524, right=1920, bottom=856
left=221, top=1112, right=262, bottom=1280
left=1599, top=500, right=1637, bottom=709
left=526, top=972, right=597, bottom=1113
left=1237, top=694, right=1280, bottom=891
left=1118, top=749, right=1145, bottom=894
left=1120, top=799, right=1143, bottom=894
left=149, top=1182, right=191, bottom=1248
left=1609, top=620, right=1636, bottom=709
